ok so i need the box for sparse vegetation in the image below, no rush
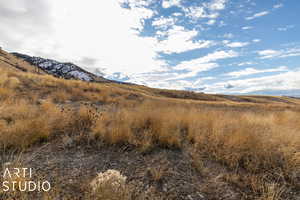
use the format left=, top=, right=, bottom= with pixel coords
left=90, top=169, right=129, bottom=200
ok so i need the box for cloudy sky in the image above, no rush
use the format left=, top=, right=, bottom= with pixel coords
left=1, top=0, right=300, bottom=95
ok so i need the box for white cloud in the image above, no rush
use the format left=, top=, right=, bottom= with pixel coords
left=193, top=50, right=238, bottom=64
left=258, top=50, right=275, bottom=57
left=277, top=25, right=295, bottom=31
left=273, top=3, right=283, bottom=9
left=42, top=0, right=163, bottom=74
left=279, top=50, right=300, bottom=58
left=155, top=26, right=214, bottom=54
left=166, top=50, right=238, bottom=80
left=116, top=70, right=207, bottom=90
left=162, top=0, right=181, bottom=8
left=166, top=63, right=219, bottom=80
left=246, top=11, right=269, bottom=20
left=183, top=0, right=227, bottom=21
left=175, top=50, right=239, bottom=71
left=227, top=66, right=288, bottom=77
left=223, top=33, right=234, bottom=38
left=226, top=42, right=249, bottom=48
left=205, top=0, right=227, bottom=11
left=140, top=50, right=238, bottom=84
left=205, top=69, right=300, bottom=94
left=237, top=62, right=255, bottom=66
left=0, top=0, right=54, bottom=52
left=258, top=50, right=281, bottom=58
left=252, top=39, right=261, bottom=43
left=175, top=62, right=218, bottom=74
left=183, top=6, right=219, bottom=20
left=152, top=17, right=177, bottom=29
left=258, top=48, right=300, bottom=59
left=2, top=0, right=163, bottom=75
left=172, top=12, right=182, bottom=16
left=206, top=19, right=216, bottom=25
left=120, top=0, right=154, bottom=7
left=242, top=26, right=253, bottom=30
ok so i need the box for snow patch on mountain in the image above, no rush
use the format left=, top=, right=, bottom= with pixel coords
left=69, top=71, right=92, bottom=81
left=12, top=53, right=96, bottom=81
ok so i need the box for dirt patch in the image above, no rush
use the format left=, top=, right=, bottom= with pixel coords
left=0, top=142, right=245, bottom=200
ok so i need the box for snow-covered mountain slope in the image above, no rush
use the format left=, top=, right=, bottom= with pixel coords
left=12, top=52, right=110, bottom=82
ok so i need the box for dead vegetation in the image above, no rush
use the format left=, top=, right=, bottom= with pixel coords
left=0, top=54, right=300, bottom=199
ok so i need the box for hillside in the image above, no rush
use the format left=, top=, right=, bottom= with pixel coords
left=0, top=48, right=44, bottom=74
left=0, top=49, right=299, bottom=200
left=2, top=49, right=298, bottom=106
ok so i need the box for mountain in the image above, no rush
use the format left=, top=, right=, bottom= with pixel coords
left=12, top=52, right=110, bottom=83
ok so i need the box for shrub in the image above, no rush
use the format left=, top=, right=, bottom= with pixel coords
left=90, top=169, right=129, bottom=200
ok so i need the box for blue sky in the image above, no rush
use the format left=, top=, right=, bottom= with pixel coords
left=1, top=0, right=300, bottom=95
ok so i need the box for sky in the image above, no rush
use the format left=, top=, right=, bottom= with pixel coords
left=1, top=0, right=300, bottom=96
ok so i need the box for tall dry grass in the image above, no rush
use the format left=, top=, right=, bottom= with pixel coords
left=92, top=102, right=300, bottom=187
left=0, top=98, right=103, bottom=150
left=0, top=99, right=60, bottom=149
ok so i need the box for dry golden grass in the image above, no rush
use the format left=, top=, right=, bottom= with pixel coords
left=147, top=165, right=170, bottom=183
left=0, top=49, right=43, bottom=74
left=91, top=103, right=300, bottom=178
left=0, top=98, right=102, bottom=150
left=0, top=99, right=56, bottom=149
left=258, top=183, right=286, bottom=200
left=90, top=101, right=299, bottom=200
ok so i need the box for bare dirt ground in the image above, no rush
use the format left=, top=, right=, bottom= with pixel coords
left=0, top=140, right=248, bottom=200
